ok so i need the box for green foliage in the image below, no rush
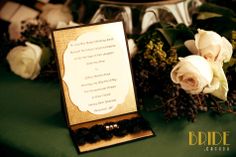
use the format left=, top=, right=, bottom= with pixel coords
left=197, top=2, right=236, bottom=18
left=192, top=3, right=236, bottom=39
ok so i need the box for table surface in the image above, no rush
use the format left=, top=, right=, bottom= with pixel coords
left=0, top=62, right=236, bottom=157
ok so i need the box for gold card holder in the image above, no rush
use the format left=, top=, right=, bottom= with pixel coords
left=52, top=21, right=154, bottom=153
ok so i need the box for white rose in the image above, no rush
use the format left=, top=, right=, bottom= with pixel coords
left=128, top=39, right=138, bottom=58
left=170, top=55, right=215, bottom=94
left=40, top=4, right=72, bottom=28
left=184, top=29, right=233, bottom=64
left=6, top=42, right=42, bottom=80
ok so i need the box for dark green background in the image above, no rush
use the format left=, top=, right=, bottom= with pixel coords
left=0, top=63, right=235, bottom=157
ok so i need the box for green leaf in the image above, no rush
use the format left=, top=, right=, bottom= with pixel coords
left=198, top=2, right=236, bottom=18
left=40, top=46, right=52, bottom=68
left=223, top=58, right=236, bottom=72
left=157, top=26, right=194, bottom=47
left=197, top=12, right=222, bottom=20
left=156, top=28, right=176, bottom=46
left=192, top=17, right=236, bottom=39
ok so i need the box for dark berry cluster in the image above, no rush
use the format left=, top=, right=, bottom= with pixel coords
left=20, top=17, right=51, bottom=47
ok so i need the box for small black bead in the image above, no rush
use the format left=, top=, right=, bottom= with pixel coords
left=76, top=128, right=90, bottom=145
left=86, top=132, right=100, bottom=143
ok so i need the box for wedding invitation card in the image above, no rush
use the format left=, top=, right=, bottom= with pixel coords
left=52, top=21, right=154, bottom=153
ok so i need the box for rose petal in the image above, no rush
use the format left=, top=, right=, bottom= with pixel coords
left=217, top=37, right=233, bottom=63
left=195, top=29, right=222, bottom=50
left=25, top=42, right=42, bottom=59
left=203, top=77, right=220, bottom=93
left=183, top=55, right=213, bottom=85
left=210, top=63, right=228, bottom=100
left=184, top=40, right=199, bottom=55
left=199, top=44, right=221, bottom=62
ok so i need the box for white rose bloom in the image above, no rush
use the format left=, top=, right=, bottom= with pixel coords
left=170, top=55, right=214, bottom=94
left=128, top=39, right=138, bottom=58
left=6, top=42, right=42, bottom=80
left=40, top=4, right=72, bottom=28
left=184, top=29, right=233, bottom=64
